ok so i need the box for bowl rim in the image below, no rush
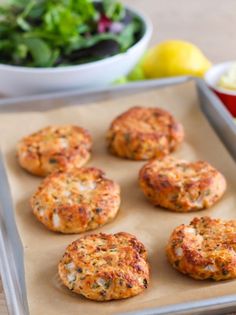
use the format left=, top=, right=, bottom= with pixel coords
left=0, top=5, right=153, bottom=73
left=205, top=61, right=236, bottom=96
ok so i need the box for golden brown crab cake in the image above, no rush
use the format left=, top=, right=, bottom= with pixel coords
left=17, top=125, right=92, bottom=176
left=166, top=217, right=236, bottom=281
left=139, top=157, right=226, bottom=212
left=58, top=232, right=150, bottom=301
left=107, top=106, right=184, bottom=160
left=30, top=167, right=120, bottom=233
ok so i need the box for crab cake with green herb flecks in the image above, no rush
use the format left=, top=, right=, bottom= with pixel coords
left=106, top=106, right=184, bottom=160
left=58, top=232, right=150, bottom=300
left=31, top=167, right=120, bottom=233
left=17, top=125, right=92, bottom=176
left=166, top=217, right=236, bottom=280
left=139, top=157, right=226, bottom=212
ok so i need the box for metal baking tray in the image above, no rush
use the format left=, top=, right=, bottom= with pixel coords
left=0, top=77, right=235, bottom=315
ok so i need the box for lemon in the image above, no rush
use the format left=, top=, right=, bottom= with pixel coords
left=142, top=40, right=212, bottom=78
left=218, top=63, right=236, bottom=90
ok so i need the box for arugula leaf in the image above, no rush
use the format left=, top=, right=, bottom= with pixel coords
left=16, top=16, right=31, bottom=31
left=43, top=4, right=82, bottom=38
left=0, top=40, right=12, bottom=50
left=118, top=19, right=140, bottom=51
left=103, top=0, right=125, bottom=21
left=16, top=44, right=28, bottom=59
left=9, top=0, right=29, bottom=8
left=20, top=0, right=37, bottom=18
left=24, top=38, right=52, bottom=67
left=0, top=23, right=12, bottom=35
left=70, top=0, right=98, bottom=22
left=66, top=32, right=119, bottom=52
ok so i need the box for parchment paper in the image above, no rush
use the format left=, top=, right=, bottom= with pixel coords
left=0, top=81, right=235, bottom=315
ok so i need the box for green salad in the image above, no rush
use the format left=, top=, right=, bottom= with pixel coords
left=0, top=0, right=143, bottom=67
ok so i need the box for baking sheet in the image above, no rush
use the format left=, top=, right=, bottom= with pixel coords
left=0, top=81, right=235, bottom=315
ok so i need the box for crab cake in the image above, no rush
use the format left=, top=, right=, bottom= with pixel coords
left=31, top=167, right=120, bottom=233
left=107, top=106, right=184, bottom=160
left=139, top=157, right=226, bottom=212
left=58, top=232, right=150, bottom=300
left=17, top=125, right=92, bottom=176
left=166, top=217, right=236, bottom=281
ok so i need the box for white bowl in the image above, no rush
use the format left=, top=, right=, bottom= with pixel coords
left=204, top=61, right=236, bottom=96
left=204, top=61, right=236, bottom=117
left=0, top=7, right=152, bottom=97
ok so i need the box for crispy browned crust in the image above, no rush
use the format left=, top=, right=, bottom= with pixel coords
left=58, top=232, right=150, bottom=300
left=31, top=167, right=120, bottom=233
left=106, top=106, right=184, bottom=160
left=166, top=217, right=236, bottom=280
left=139, top=157, right=226, bottom=212
left=17, top=125, right=92, bottom=176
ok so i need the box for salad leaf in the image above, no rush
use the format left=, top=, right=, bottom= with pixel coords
left=24, top=38, right=52, bottom=67
left=16, top=44, right=28, bottom=59
left=9, top=0, right=29, bottom=8
left=70, top=0, right=98, bottom=22
left=118, top=19, right=141, bottom=51
left=65, top=32, right=119, bottom=52
left=103, top=0, right=125, bottom=21
left=43, top=4, right=82, bottom=38
left=16, top=16, right=31, bottom=31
